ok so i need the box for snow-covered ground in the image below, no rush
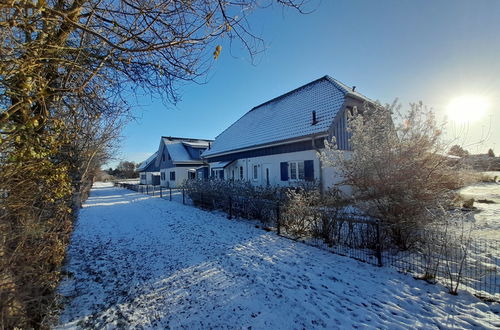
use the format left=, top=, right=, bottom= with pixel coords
left=57, top=183, right=499, bottom=329
left=459, top=175, right=500, bottom=240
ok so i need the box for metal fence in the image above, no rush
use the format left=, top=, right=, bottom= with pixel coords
left=117, top=183, right=499, bottom=301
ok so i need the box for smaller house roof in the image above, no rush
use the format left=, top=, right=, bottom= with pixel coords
left=137, top=152, right=159, bottom=172
left=182, top=141, right=210, bottom=148
left=166, top=142, right=193, bottom=163
left=155, top=136, right=213, bottom=166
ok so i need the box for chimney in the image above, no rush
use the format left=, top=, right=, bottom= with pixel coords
left=352, top=86, right=356, bottom=92
left=312, top=111, right=318, bottom=125
left=208, top=142, right=211, bottom=149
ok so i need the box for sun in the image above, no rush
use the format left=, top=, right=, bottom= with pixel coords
left=447, top=95, right=490, bottom=124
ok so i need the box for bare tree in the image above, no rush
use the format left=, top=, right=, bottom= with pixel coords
left=0, top=0, right=310, bottom=130
left=0, top=1, right=313, bottom=327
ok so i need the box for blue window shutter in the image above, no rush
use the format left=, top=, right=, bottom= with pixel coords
left=304, top=160, right=314, bottom=181
left=280, top=162, right=289, bottom=181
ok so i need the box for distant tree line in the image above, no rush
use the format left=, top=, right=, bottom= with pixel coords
left=106, top=161, right=139, bottom=179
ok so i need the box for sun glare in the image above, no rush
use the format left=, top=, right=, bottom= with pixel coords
left=447, top=95, right=490, bottom=124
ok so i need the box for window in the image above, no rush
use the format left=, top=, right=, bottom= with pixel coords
left=140, top=173, right=146, bottom=180
left=162, top=153, right=165, bottom=162
left=188, top=172, right=195, bottom=180
left=161, top=172, right=165, bottom=180
left=253, top=165, right=258, bottom=180
left=170, top=171, right=175, bottom=181
left=289, top=161, right=305, bottom=181
left=213, top=169, right=224, bottom=179
left=240, top=166, right=244, bottom=180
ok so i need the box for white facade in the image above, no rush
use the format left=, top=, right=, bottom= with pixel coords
left=140, top=171, right=160, bottom=185
left=160, top=167, right=197, bottom=188
left=208, top=150, right=352, bottom=195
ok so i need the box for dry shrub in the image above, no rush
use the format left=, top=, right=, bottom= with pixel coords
left=321, top=101, right=462, bottom=249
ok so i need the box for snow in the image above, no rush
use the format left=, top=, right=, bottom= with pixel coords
left=57, top=183, right=499, bottom=329
left=166, top=142, right=193, bottom=163
left=460, top=175, right=500, bottom=240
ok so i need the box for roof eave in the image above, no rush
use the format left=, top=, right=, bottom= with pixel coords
left=203, top=132, right=329, bottom=159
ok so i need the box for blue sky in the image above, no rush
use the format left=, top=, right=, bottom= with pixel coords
left=113, top=0, right=500, bottom=167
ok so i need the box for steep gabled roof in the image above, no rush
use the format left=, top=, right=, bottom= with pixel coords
left=202, top=75, right=373, bottom=158
left=155, top=136, right=212, bottom=165
left=137, top=152, right=159, bottom=172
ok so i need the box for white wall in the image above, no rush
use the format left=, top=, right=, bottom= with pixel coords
left=160, top=167, right=196, bottom=188
left=209, top=150, right=319, bottom=187
left=208, top=150, right=352, bottom=195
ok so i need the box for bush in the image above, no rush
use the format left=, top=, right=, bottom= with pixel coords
left=320, top=101, right=461, bottom=248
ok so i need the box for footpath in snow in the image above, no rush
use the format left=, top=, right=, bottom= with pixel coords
left=57, top=182, right=499, bottom=329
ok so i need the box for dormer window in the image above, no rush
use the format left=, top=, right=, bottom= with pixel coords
left=312, top=111, right=318, bottom=125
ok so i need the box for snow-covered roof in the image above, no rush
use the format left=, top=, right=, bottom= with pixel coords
left=182, top=141, right=210, bottom=148
left=166, top=142, right=193, bottom=163
left=137, top=152, right=158, bottom=172
left=202, top=75, right=373, bottom=158
left=155, top=137, right=212, bottom=165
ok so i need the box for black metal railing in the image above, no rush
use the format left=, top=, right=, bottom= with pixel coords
left=116, top=183, right=499, bottom=301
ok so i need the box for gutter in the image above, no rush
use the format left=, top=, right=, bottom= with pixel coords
left=203, top=133, right=329, bottom=159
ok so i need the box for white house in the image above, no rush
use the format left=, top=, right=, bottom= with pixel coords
left=201, top=75, right=376, bottom=192
left=155, top=136, right=213, bottom=188
left=137, top=152, right=160, bottom=185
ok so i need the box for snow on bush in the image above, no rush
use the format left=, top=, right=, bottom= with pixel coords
left=320, top=101, right=462, bottom=248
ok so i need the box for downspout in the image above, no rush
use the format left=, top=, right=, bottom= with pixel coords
left=245, top=159, right=249, bottom=181
left=312, top=135, right=324, bottom=195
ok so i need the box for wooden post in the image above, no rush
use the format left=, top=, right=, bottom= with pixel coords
left=152, top=185, right=155, bottom=196
left=160, top=186, right=162, bottom=198
left=169, top=188, right=172, bottom=201
left=228, top=196, right=232, bottom=219
left=146, top=185, right=148, bottom=195
left=182, top=188, right=185, bottom=204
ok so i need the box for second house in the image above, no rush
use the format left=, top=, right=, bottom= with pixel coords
left=155, top=136, right=213, bottom=188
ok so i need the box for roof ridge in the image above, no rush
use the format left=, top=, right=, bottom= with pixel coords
left=249, top=76, right=333, bottom=111
left=162, top=136, right=213, bottom=142
left=324, top=75, right=375, bottom=103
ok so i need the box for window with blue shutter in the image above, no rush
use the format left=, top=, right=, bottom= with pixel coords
left=304, top=160, right=314, bottom=181
left=280, top=162, right=289, bottom=181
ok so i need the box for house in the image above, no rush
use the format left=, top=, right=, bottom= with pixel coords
left=155, top=136, right=213, bottom=188
left=137, top=152, right=160, bottom=185
left=201, top=75, right=375, bottom=191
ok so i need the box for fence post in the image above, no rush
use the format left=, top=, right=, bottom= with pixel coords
left=152, top=185, right=155, bottom=196
left=228, top=196, right=232, bottom=219
left=146, top=185, right=148, bottom=195
left=276, top=202, right=281, bottom=235
left=160, top=186, right=162, bottom=198
left=182, top=188, right=185, bottom=204
left=169, top=188, right=172, bottom=201
left=376, top=221, right=383, bottom=267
